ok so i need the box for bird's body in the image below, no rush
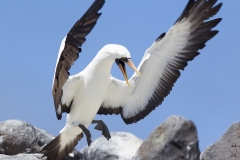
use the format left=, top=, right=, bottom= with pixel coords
left=59, top=44, right=128, bottom=138
left=42, top=0, right=223, bottom=159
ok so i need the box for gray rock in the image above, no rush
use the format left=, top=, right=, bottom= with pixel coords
left=0, top=153, right=43, bottom=160
left=200, top=122, right=240, bottom=160
left=133, top=115, right=200, bottom=160
left=0, top=120, right=83, bottom=160
left=0, top=120, right=54, bottom=155
left=81, top=132, right=142, bottom=160
left=0, top=152, right=83, bottom=160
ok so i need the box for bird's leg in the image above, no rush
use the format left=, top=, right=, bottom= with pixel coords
left=78, top=124, right=92, bottom=146
left=92, top=120, right=111, bottom=140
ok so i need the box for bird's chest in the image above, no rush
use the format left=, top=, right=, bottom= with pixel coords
left=68, top=75, right=110, bottom=124
left=82, top=74, right=110, bottom=103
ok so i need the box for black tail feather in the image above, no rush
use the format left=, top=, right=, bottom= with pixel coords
left=41, top=133, right=83, bottom=160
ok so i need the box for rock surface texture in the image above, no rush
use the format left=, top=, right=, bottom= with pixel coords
left=81, top=132, right=142, bottom=160
left=0, top=117, right=239, bottom=160
left=0, top=120, right=82, bottom=160
left=0, top=153, right=45, bottom=160
left=133, top=116, right=200, bottom=160
left=200, top=122, right=240, bottom=160
left=0, top=152, right=82, bottom=160
left=0, top=120, right=53, bottom=155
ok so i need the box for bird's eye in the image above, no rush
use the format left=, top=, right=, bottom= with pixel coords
left=121, top=57, right=129, bottom=62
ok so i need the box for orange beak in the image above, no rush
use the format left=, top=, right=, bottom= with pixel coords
left=115, top=59, right=141, bottom=86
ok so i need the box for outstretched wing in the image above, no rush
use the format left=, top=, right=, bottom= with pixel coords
left=98, top=0, right=222, bottom=124
left=52, top=0, right=105, bottom=120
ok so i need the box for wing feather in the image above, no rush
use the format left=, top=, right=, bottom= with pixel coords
left=52, top=0, right=105, bottom=120
left=98, top=0, right=222, bottom=124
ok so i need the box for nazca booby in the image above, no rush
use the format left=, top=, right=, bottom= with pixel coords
left=42, top=0, right=222, bottom=159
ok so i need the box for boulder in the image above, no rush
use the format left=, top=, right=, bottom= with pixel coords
left=81, top=132, right=142, bottom=160
left=0, top=153, right=44, bottom=160
left=0, top=120, right=82, bottom=160
left=0, top=120, right=53, bottom=155
left=200, top=122, right=240, bottom=160
left=0, top=152, right=82, bottom=160
left=133, top=115, right=200, bottom=160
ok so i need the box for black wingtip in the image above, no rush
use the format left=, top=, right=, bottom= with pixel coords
left=174, top=0, right=195, bottom=24
left=203, top=2, right=223, bottom=19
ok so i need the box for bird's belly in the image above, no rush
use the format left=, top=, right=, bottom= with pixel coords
left=67, top=80, right=109, bottom=127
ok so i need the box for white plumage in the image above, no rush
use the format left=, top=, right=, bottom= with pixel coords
left=102, top=22, right=191, bottom=119
left=61, top=44, right=132, bottom=129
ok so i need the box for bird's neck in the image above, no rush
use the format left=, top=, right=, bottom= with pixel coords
left=83, top=53, right=114, bottom=77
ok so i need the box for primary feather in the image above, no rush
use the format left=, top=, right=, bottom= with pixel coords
left=98, top=0, right=222, bottom=124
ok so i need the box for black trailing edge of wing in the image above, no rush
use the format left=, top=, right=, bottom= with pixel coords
left=98, top=0, right=222, bottom=124
left=53, top=0, right=105, bottom=120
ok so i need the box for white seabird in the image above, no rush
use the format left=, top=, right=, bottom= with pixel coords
left=42, top=0, right=222, bottom=159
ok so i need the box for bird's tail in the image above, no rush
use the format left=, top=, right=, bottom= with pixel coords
left=41, top=126, right=83, bottom=160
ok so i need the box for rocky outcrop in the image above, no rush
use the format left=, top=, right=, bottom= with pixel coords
left=0, top=153, right=44, bottom=160
left=200, top=122, right=240, bottom=160
left=0, top=120, right=82, bottom=160
left=0, top=151, right=82, bottom=160
left=0, top=152, right=82, bottom=160
left=133, top=116, right=200, bottom=160
left=1, top=116, right=239, bottom=160
left=81, top=132, right=142, bottom=160
left=0, top=120, right=53, bottom=155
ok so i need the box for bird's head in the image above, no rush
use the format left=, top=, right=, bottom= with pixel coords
left=102, top=44, right=141, bottom=86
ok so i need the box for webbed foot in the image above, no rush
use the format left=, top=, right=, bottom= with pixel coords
left=92, top=120, right=111, bottom=140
